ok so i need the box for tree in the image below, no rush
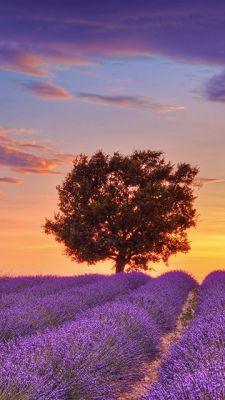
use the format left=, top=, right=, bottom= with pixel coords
left=44, top=150, right=199, bottom=273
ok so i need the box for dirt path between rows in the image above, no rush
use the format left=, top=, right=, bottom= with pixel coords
left=118, top=287, right=198, bottom=400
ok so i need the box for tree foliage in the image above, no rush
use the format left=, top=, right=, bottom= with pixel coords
left=44, top=150, right=199, bottom=273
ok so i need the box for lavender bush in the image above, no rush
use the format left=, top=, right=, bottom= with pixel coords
left=144, top=270, right=225, bottom=400
left=0, top=271, right=195, bottom=400
left=0, top=274, right=105, bottom=310
left=0, top=275, right=51, bottom=294
left=122, top=271, right=196, bottom=333
left=0, top=272, right=149, bottom=341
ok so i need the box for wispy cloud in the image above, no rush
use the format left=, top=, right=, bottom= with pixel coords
left=1, top=3, right=225, bottom=77
left=75, top=93, right=185, bottom=113
left=0, top=135, right=15, bottom=145
left=23, top=81, right=73, bottom=100
left=0, top=126, right=34, bottom=136
left=205, top=70, right=225, bottom=103
left=0, top=46, right=93, bottom=77
left=0, top=47, right=48, bottom=76
left=18, top=143, right=49, bottom=151
left=51, top=152, right=75, bottom=163
left=21, top=81, right=185, bottom=113
left=0, top=177, right=23, bottom=184
left=196, top=177, right=224, bottom=186
left=0, top=130, right=48, bottom=152
left=0, top=145, right=67, bottom=175
left=0, top=125, right=75, bottom=176
left=0, top=145, right=61, bottom=175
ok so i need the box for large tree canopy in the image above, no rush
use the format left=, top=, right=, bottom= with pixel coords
left=44, top=150, right=198, bottom=273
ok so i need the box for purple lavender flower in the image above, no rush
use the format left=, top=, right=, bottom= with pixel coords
left=143, top=270, right=225, bottom=400
left=0, top=271, right=195, bottom=399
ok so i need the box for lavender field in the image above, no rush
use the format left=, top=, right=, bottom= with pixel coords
left=0, top=271, right=224, bottom=399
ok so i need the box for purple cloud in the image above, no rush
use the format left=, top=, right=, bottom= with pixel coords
left=1, top=2, right=225, bottom=75
left=76, top=93, right=185, bottom=113
left=205, top=70, right=225, bottom=102
left=0, top=177, right=23, bottom=184
left=0, top=46, right=93, bottom=76
left=0, top=144, right=71, bottom=175
left=0, top=47, right=48, bottom=76
left=21, top=80, right=185, bottom=112
left=18, top=143, right=49, bottom=151
left=23, top=81, right=73, bottom=99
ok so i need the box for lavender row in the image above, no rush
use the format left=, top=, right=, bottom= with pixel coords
left=0, top=271, right=196, bottom=400
left=120, top=270, right=196, bottom=334
left=144, top=270, right=225, bottom=399
left=0, top=274, right=106, bottom=310
left=0, top=272, right=149, bottom=342
left=0, top=275, right=52, bottom=294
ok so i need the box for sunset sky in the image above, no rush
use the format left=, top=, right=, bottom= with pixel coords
left=0, top=1, right=225, bottom=281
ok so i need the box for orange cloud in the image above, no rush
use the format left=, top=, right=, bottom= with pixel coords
left=0, top=47, right=94, bottom=77
left=0, top=125, right=75, bottom=176
left=196, top=178, right=224, bottom=186
left=0, top=135, right=15, bottom=144
left=0, top=133, right=48, bottom=152
left=0, top=145, right=66, bottom=175
left=0, top=177, right=23, bottom=184
left=23, top=81, right=73, bottom=100
left=0, top=126, right=34, bottom=136
left=51, top=152, right=75, bottom=163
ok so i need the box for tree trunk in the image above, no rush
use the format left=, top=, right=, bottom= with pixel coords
left=115, top=255, right=126, bottom=273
